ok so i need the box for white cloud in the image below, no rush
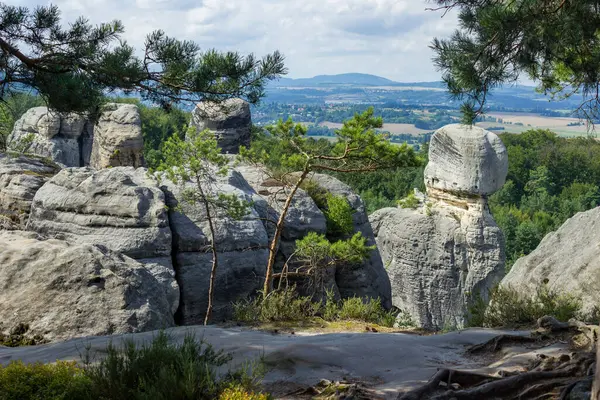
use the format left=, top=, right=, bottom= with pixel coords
left=8, top=0, right=459, bottom=81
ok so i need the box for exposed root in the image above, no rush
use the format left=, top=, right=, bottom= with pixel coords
left=467, top=334, right=538, bottom=354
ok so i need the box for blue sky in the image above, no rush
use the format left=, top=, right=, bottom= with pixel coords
left=8, top=0, right=459, bottom=82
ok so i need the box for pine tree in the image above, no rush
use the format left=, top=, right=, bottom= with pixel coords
left=429, top=0, right=600, bottom=123
left=0, top=3, right=285, bottom=114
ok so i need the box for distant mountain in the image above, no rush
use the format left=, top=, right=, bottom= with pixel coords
left=273, top=73, right=414, bottom=87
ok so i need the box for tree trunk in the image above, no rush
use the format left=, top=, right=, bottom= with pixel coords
left=593, top=336, right=600, bottom=400
left=197, top=178, right=218, bottom=326
left=263, top=168, right=309, bottom=298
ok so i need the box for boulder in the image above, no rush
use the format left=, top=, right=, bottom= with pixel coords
left=90, top=103, right=145, bottom=169
left=371, top=124, right=507, bottom=329
left=0, top=154, right=60, bottom=228
left=161, top=168, right=269, bottom=324
left=501, top=207, right=600, bottom=317
left=191, top=98, right=252, bottom=154
left=26, top=167, right=179, bottom=315
left=8, top=107, right=88, bottom=167
left=0, top=230, right=174, bottom=342
left=424, top=124, right=508, bottom=195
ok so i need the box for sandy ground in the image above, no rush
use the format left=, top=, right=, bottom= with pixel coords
left=0, top=326, right=537, bottom=399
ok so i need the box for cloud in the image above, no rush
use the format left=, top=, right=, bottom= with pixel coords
left=8, top=0, right=459, bottom=81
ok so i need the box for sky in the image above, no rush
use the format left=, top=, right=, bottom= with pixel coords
left=8, top=0, right=459, bottom=82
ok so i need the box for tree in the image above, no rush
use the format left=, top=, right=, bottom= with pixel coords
left=429, top=0, right=600, bottom=123
left=0, top=3, right=285, bottom=114
left=0, top=92, right=43, bottom=151
left=156, top=127, right=249, bottom=325
left=241, top=107, right=420, bottom=298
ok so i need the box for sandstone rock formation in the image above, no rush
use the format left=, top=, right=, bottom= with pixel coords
left=0, top=230, right=174, bottom=342
left=26, top=167, right=179, bottom=315
left=237, top=165, right=392, bottom=306
left=9, top=103, right=144, bottom=169
left=161, top=169, right=270, bottom=324
left=501, top=206, right=600, bottom=316
left=90, top=103, right=145, bottom=169
left=0, top=154, right=60, bottom=228
left=191, top=98, right=252, bottom=154
left=8, top=107, right=91, bottom=167
left=371, top=124, right=507, bottom=329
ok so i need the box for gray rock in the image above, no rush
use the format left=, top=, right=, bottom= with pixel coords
left=0, top=154, right=60, bottom=228
left=371, top=200, right=505, bottom=330
left=191, top=98, right=252, bottom=154
left=502, top=207, right=600, bottom=317
left=8, top=107, right=88, bottom=167
left=371, top=125, right=507, bottom=329
left=26, top=167, right=179, bottom=315
left=424, top=124, right=508, bottom=195
left=308, top=173, right=392, bottom=308
left=90, top=103, right=145, bottom=169
left=161, top=169, right=269, bottom=324
left=0, top=230, right=174, bottom=342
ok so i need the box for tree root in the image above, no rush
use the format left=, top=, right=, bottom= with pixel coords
left=467, top=334, right=538, bottom=354
left=398, top=341, right=596, bottom=400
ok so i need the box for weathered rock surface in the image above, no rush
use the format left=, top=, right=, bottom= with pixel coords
left=371, top=124, right=507, bottom=329
left=90, top=103, right=145, bottom=169
left=26, top=167, right=179, bottom=314
left=0, top=230, right=174, bottom=342
left=8, top=107, right=89, bottom=167
left=309, top=173, right=392, bottom=308
left=502, top=207, right=600, bottom=316
left=237, top=165, right=391, bottom=305
left=161, top=169, right=269, bottom=324
left=191, top=98, right=252, bottom=154
left=424, top=124, right=508, bottom=195
left=0, top=154, right=60, bottom=228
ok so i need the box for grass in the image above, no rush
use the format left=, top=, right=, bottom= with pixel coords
left=467, top=285, right=583, bottom=328
left=233, top=287, right=402, bottom=329
left=0, top=332, right=271, bottom=400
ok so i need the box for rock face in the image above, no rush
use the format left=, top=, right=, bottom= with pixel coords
left=26, top=167, right=179, bottom=315
left=237, top=166, right=392, bottom=306
left=8, top=107, right=91, bottom=167
left=425, top=124, right=508, bottom=195
left=0, top=154, right=60, bottom=228
left=90, top=103, right=145, bottom=169
left=309, top=173, right=392, bottom=308
left=0, top=230, right=174, bottom=342
left=371, top=124, right=507, bottom=329
left=191, top=98, right=252, bottom=154
left=501, top=207, right=600, bottom=316
left=161, top=169, right=269, bottom=324
left=9, top=103, right=144, bottom=169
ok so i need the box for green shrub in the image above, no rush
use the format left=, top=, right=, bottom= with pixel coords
left=469, top=285, right=583, bottom=328
left=0, top=361, right=91, bottom=400
left=397, top=192, right=420, bottom=209
left=84, top=331, right=237, bottom=400
left=233, top=287, right=319, bottom=323
left=323, top=195, right=354, bottom=237
left=234, top=288, right=397, bottom=327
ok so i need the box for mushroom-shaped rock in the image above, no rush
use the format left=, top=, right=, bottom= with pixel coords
left=424, top=124, right=508, bottom=195
left=370, top=124, right=507, bottom=330
left=190, top=98, right=251, bottom=154
left=90, top=103, right=145, bottom=169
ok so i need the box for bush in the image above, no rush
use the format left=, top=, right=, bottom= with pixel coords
left=397, top=192, right=420, bottom=209
left=0, top=361, right=91, bottom=400
left=468, top=285, right=583, bottom=328
left=233, top=287, right=397, bottom=327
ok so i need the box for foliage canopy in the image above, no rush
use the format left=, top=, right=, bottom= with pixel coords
left=0, top=3, right=285, bottom=114
left=430, top=0, right=600, bottom=123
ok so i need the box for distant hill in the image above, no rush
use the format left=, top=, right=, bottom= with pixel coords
left=273, top=73, right=437, bottom=87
